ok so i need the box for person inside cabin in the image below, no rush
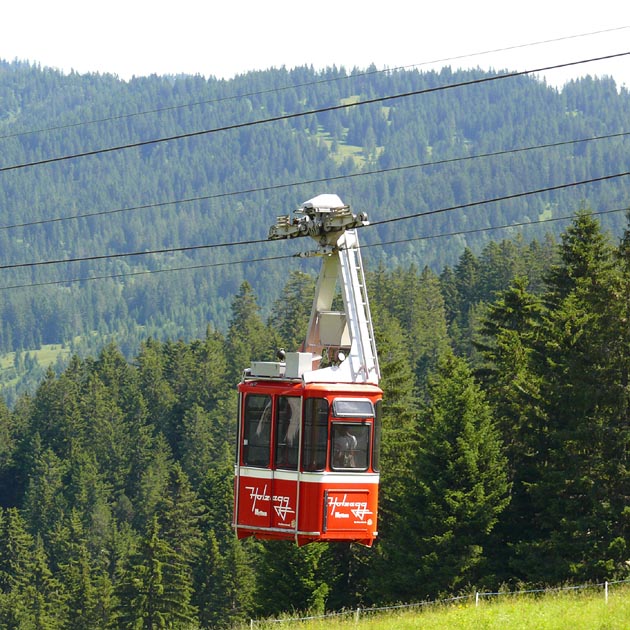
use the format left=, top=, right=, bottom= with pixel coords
left=333, top=425, right=358, bottom=468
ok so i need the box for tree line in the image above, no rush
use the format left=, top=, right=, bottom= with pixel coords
left=1, top=210, right=630, bottom=627
left=1, top=60, right=630, bottom=404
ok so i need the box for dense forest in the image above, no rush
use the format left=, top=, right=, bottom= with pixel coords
left=1, top=58, right=630, bottom=627
left=1, top=59, right=630, bottom=401
left=2, top=211, right=630, bottom=627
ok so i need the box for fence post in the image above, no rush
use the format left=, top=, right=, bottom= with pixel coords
left=355, top=606, right=361, bottom=624
left=605, top=581, right=609, bottom=605
left=475, top=592, right=479, bottom=607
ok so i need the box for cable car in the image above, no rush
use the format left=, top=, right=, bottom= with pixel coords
left=233, top=194, right=382, bottom=546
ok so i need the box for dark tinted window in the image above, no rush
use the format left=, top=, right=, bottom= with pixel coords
left=372, top=400, right=382, bottom=472
left=302, top=398, right=328, bottom=471
left=275, top=396, right=300, bottom=470
left=243, top=394, right=271, bottom=467
left=331, top=423, right=370, bottom=470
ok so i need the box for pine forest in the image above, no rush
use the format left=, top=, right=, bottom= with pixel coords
left=1, top=58, right=630, bottom=627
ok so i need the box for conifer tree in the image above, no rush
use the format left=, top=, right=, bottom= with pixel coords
left=29, top=366, right=84, bottom=461
left=269, top=270, right=316, bottom=351
left=26, top=534, right=67, bottom=629
left=371, top=309, right=417, bottom=544
left=0, top=398, right=18, bottom=508
left=332, top=306, right=420, bottom=607
left=0, top=507, right=38, bottom=626
left=136, top=338, right=177, bottom=444
left=388, top=351, right=509, bottom=599
left=23, top=444, right=68, bottom=549
left=515, top=211, right=629, bottom=582
left=255, top=541, right=330, bottom=617
left=55, top=510, right=103, bottom=629
left=179, top=404, right=216, bottom=486
left=226, top=281, right=278, bottom=381
left=195, top=530, right=256, bottom=629
left=412, top=266, right=451, bottom=378
left=475, top=277, right=545, bottom=580
left=195, top=447, right=257, bottom=626
left=157, top=462, right=204, bottom=567
left=114, top=514, right=197, bottom=629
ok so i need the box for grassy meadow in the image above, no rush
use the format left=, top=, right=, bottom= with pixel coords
left=251, top=585, right=630, bottom=630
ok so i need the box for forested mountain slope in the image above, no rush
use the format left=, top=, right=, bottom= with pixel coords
left=2, top=58, right=630, bottom=628
left=1, top=59, right=629, bottom=401
left=2, top=212, right=630, bottom=627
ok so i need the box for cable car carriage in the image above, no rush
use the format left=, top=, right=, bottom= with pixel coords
left=233, top=195, right=382, bottom=546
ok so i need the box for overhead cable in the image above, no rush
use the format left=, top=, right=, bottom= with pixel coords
left=1, top=205, right=627, bottom=292
left=1, top=52, right=629, bottom=175
left=2, top=130, right=629, bottom=232
left=2, top=169, right=629, bottom=272
left=2, top=25, right=626, bottom=143
left=370, top=171, right=630, bottom=226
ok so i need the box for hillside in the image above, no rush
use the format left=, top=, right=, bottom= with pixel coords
left=3, top=204, right=630, bottom=627
left=1, top=61, right=629, bottom=388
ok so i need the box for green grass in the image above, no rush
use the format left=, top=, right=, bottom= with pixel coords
left=31, top=343, right=70, bottom=367
left=539, top=205, right=554, bottom=221
left=0, top=343, right=71, bottom=387
left=0, top=343, right=69, bottom=369
left=251, top=586, right=630, bottom=630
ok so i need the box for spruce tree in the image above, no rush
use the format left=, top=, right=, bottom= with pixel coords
left=226, top=281, right=278, bottom=381
left=412, top=266, right=451, bottom=379
left=195, top=447, right=257, bottom=626
left=516, top=211, right=630, bottom=582
left=0, top=507, right=38, bottom=626
left=390, top=350, right=509, bottom=599
left=114, top=514, right=197, bottom=629
left=55, top=510, right=102, bottom=630
left=268, top=270, right=316, bottom=351
left=475, top=277, right=545, bottom=581
left=255, top=540, right=330, bottom=617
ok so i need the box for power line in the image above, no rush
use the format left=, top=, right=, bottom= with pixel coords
left=2, top=25, right=626, bottom=144
left=0, top=253, right=293, bottom=291
left=2, top=169, right=628, bottom=272
left=3, top=129, right=629, bottom=232
left=1, top=52, right=628, bottom=175
left=1, top=204, right=626, bottom=292
left=364, top=205, right=629, bottom=251
left=370, top=171, right=630, bottom=227
left=0, top=236, right=270, bottom=271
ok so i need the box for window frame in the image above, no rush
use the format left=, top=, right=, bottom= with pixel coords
left=302, top=397, right=329, bottom=472
left=242, top=393, right=272, bottom=467
left=274, top=395, right=301, bottom=470
left=331, top=398, right=375, bottom=418
left=330, top=421, right=371, bottom=471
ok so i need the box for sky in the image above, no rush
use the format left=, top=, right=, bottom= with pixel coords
left=1, top=0, right=630, bottom=89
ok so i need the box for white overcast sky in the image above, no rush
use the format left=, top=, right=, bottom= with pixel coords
left=1, top=0, right=629, bottom=88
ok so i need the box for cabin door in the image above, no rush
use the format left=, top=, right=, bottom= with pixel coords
left=269, top=396, right=302, bottom=533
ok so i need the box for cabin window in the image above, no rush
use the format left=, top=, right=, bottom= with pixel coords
left=275, top=396, right=300, bottom=470
left=332, top=398, right=374, bottom=418
left=243, top=394, right=272, bottom=467
left=331, top=423, right=370, bottom=471
left=372, top=400, right=382, bottom=472
left=302, top=398, right=328, bottom=471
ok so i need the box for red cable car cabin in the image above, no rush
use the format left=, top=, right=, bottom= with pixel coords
left=234, top=368, right=382, bottom=546
left=233, top=194, right=382, bottom=546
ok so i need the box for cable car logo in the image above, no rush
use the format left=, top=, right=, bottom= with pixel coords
left=273, top=495, right=294, bottom=521
left=245, top=485, right=295, bottom=521
left=327, top=494, right=373, bottom=522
